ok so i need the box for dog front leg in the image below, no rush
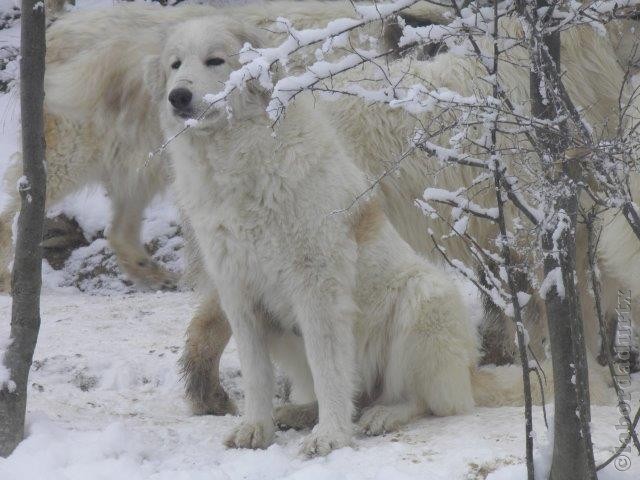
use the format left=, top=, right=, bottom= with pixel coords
left=293, top=287, right=357, bottom=456
left=107, top=179, right=178, bottom=291
left=219, top=286, right=276, bottom=450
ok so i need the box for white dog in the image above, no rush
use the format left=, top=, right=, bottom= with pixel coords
left=3, top=1, right=635, bottom=424
left=324, top=18, right=640, bottom=364
left=2, top=0, right=418, bottom=291
left=0, top=0, right=455, bottom=421
left=143, top=15, right=542, bottom=455
left=177, top=11, right=637, bottom=420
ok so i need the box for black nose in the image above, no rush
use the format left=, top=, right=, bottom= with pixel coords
left=168, top=87, right=193, bottom=110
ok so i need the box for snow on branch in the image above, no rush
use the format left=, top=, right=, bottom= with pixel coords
left=150, top=0, right=424, bottom=156
left=399, top=0, right=515, bottom=50
left=215, top=0, right=423, bottom=105
left=549, top=0, right=640, bottom=34
left=421, top=187, right=499, bottom=221
left=539, top=266, right=564, bottom=300
left=267, top=48, right=392, bottom=118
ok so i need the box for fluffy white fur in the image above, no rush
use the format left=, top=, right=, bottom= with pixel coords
left=2, top=2, right=635, bottom=435
left=146, top=16, right=524, bottom=455
left=1, top=0, right=402, bottom=290
left=168, top=15, right=633, bottom=431
left=323, top=17, right=640, bottom=365
left=5, top=3, right=635, bottom=357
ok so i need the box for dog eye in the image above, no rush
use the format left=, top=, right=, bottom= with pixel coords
left=171, top=60, right=182, bottom=70
left=205, top=57, right=225, bottom=67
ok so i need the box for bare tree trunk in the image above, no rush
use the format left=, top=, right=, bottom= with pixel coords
left=0, top=0, right=46, bottom=457
left=542, top=203, right=597, bottom=480
left=524, top=1, right=597, bottom=477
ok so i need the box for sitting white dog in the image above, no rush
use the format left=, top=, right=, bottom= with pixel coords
left=144, top=16, right=513, bottom=456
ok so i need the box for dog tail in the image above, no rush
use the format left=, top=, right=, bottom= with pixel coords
left=470, top=363, right=549, bottom=407
left=471, top=358, right=614, bottom=407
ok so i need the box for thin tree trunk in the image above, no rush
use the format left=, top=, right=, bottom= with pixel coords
left=0, top=0, right=46, bottom=457
left=488, top=3, right=534, bottom=476
left=525, top=2, right=597, bottom=477
left=542, top=210, right=597, bottom=480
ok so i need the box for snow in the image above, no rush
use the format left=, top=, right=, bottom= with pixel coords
left=268, top=48, right=385, bottom=117
left=0, top=290, right=637, bottom=479
left=200, top=0, right=426, bottom=121
left=0, top=329, right=13, bottom=391
left=538, top=266, right=563, bottom=300
left=47, top=187, right=112, bottom=241
left=0, top=0, right=18, bottom=11
left=422, top=187, right=499, bottom=220
left=1, top=0, right=640, bottom=478
left=452, top=215, right=469, bottom=235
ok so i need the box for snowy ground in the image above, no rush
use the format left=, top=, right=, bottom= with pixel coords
left=0, top=292, right=638, bottom=480
left=1, top=0, right=640, bottom=478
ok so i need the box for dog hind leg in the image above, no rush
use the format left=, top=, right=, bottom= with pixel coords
left=179, top=291, right=237, bottom=415
left=358, top=271, right=476, bottom=435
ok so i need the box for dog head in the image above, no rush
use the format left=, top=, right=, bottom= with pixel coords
left=144, top=16, right=265, bottom=131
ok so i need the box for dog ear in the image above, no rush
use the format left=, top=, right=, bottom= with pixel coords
left=231, top=22, right=264, bottom=52
left=143, top=55, right=166, bottom=101
left=228, top=24, right=271, bottom=104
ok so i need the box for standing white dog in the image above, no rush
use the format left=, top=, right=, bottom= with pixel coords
left=145, top=16, right=506, bottom=455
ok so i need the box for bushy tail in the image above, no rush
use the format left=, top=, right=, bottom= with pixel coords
left=471, top=360, right=614, bottom=407
left=471, top=364, right=548, bottom=407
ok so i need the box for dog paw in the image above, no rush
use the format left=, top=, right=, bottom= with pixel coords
left=357, top=404, right=410, bottom=436
left=121, top=255, right=179, bottom=291
left=142, top=261, right=179, bottom=291
left=189, top=387, right=238, bottom=416
left=224, top=420, right=275, bottom=450
left=300, top=426, right=351, bottom=457
left=274, top=402, right=318, bottom=430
